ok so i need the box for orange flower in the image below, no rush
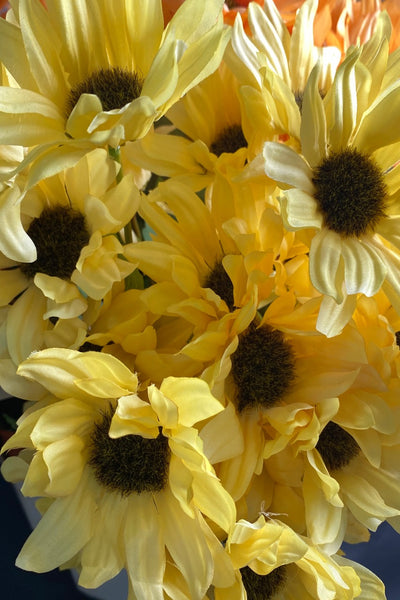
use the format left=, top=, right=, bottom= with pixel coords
left=162, top=0, right=264, bottom=31
left=162, top=0, right=186, bottom=24
left=275, top=0, right=400, bottom=55
left=222, top=0, right=264, bottom=30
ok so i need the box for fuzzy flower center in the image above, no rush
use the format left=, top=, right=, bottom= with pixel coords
left=66, top=67, right=143, bottom=116
left=240, top=565, right=287, bottom=599
left=89, top=407, right=171, bottom=496
left=231, top=324, right=296, bottom=412
left=20, top=206, right=90, bottom=280
left=210, top=124, right=247, bottom=157
left=316, top=421, right=360, bottom=471
left=312, top=148, right=387, bottom=237
left=204, top=261, right=235, bottom=311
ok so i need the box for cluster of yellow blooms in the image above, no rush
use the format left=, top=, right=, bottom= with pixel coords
left=1, top=0, right=400, bottom=598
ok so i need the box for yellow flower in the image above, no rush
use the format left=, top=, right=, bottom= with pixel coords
left=225, top=0, right=341, bottom=143
left=258, top=318, right=400, bottom=551
left=1, top=348, right=236, bottom=600
left=0, top=0, right=230, bottom=182
left=263, top=23, right=400, bottom=336
left=213, top=515, right=377, bottom=600
left=125, top=61, right=262, bottom=191
left=0, top=148, right=138, bottom=394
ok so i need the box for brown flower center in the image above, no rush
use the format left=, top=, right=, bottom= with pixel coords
left=210, top=124, right=247, bottom=157
left=316, top=421, right=360, bottom=471
left=66, top=67, right=143, bottom=117
left=240, top=565, right=287, bottom=599
left=204, top=261, right=235, bottom=311
left=20, top=206, right=90, bottom=280
left=89, top=407, right=170, bottom=496
left=312, top=148, right=387, bottom=237
left=231, top=323, right=296, bottom=412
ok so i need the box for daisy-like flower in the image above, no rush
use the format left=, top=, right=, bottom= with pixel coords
left=0, top=148, right=138, bottom=394
left=1, top=348, right=236, bottom=600
left=263, top=27, right=400, bottom=336
left=0, top=0, right=230, bottom=183
left=255, top=312, right=400, bottom=552
left=212, top=515, right=384, bottom=599
left=225, top=0, right=341, bottom=142
left=94, top=176, right=309, bottom=387
left=125, top=61, right=259, bottom=191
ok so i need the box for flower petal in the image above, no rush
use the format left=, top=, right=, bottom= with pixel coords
left=263, top=142, right=315, bottom=193
left=16, top=472, right=94, bottom=572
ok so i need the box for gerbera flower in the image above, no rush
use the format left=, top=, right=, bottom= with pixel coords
left=212, top=515, right=383, bottom=599
left=0, top=0, right=230, bottom=183
left=1, top=348, right=236, bottom=599
left=263, top=33, right=400, bottom=336
left=0, top=148, right=138, bottom=394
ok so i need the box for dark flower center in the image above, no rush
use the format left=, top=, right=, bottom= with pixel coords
left=316, top=421, right=360, bottom=471
left=204, top=261, right=235, bottom=311
left=89, top=407, right=170, bottom=496
left=66, top=67, right=143, bottom=117
left=231, top=324, right=296, bottom=413
left=20, top=206, right=90, bottom=280
left=312, top=148, right=387, bottom=237
left=210, top=124, right=247, bottom=157
left=240, top=565, right=287, bottom=600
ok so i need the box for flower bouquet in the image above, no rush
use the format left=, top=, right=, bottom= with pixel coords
left=1, top=0, right=400, bottom=598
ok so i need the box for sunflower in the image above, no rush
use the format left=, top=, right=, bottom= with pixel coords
left=90, top=176, right=311, bottom=389
left=212, top=515, right=383, bottom=600
left=254, top=313, right=400, bottom=552
left=1, top=348, right=236, bottom=599
left=0, top=148, right=138, bottom=395
left=0, top=0, right=230, bottom=183
left=124, top=61, right=260, bottom=192
left=263, top=22, right=400, bottom=336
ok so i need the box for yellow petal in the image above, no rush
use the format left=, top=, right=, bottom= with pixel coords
left=16, top=472, right=95, bottom=572
left=159, top=376, right=223, bottom=427
left=17, top=348, right=138, bottom=401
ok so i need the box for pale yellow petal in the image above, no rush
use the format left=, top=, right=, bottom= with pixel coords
left=0, top=184, right=37, bottom=262
left=79, top=491, right=126, bottom=588
left=317, top=293, right=357, bottom=337
left=301, top=62, right=327, bottom=167
left=247, top=2, right=290, bottom=84
left=159, top=376, right=223, bottom=427
left=16, top=472, right=95, bottom=572
left=43, top=435, right=85, bottom=496
left=263, top=142, right=315, bottom=194
left=192, top=469, right=236, bottom=533
left=341, top=238, right=386, bottom=297
left=328, top=50, right=359, bottom=152
left=124, top=495, right=165, bottom=600
left=281, top=188, right=323, bottom=230
left=0, top=268, right=28, bottom=306
left=7, top=285, right=46, bottom=365
left=339, top=471, right=400, bottom=529
left=158, top=488, right=213, bottom=600
left=17, top=348, right=138, bottom=401
left=289, top=0, right=318, bottom=92
left=353, top=80, right=400, bottom=154
left=18, top=0, right=68, bottom=106
left=309, top=228, right=344, bottom=302
left=200, top=402, right=244, bottom=464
